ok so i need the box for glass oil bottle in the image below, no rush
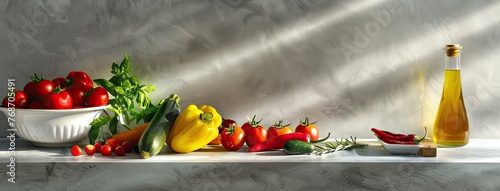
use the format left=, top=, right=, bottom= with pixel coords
left=433, top=44, right=469, bottom=147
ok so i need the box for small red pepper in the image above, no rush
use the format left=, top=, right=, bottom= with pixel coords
left=371, top=127, right=427, bottom=145
left=247, top=132, right=330, bottom=152
left=381, top=130, right=414, bottom=139
left=371, top=128, right=397, bottom=140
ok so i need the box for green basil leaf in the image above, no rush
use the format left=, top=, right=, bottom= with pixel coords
left=136, top=91, right=146, bottom=108
left=111, top=62, right=120, bottom=75
left=109, top=75, right=122, bottom=86
left=108, top=98, right=116, bottom=105
left=88, top=116, right=113, bottom=144
left=128, top=92, right=137, bottom=100
left=94, top=79, right=113, bottom=89
left=129, top=76, right=140, bottom=85
left=139, top=104, right=161, bottom=123
left=140, top=85, right=156, bottom=93
left=88, top=125, right=101, bottom=145
left=126, top=108, right=141, bottom=116
left=107, top=106, right=120, bottom=115
left=120, top=53, right=132, bottom=74
left=121, top=75, right=129, bottom=83
left=144, top=97, right=152, bottom=108
left=126, top=98, right=133, bottom=110
left=109, top=115, right=118, bottom=135
left=122, top=78, right=132, bottom=91
left=94, top=79, right=116, bottom=96
left=89, top=116, right=113, bottom=127
left=128, top=109, right=143, bottom=124
left=114, top=86, right=125, bottom=95
left=116, top=96, right=127, bottom=110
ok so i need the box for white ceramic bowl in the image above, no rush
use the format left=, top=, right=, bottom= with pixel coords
left=0, top=105, right=109, bottom=147
left=377, top=138, right=421, bottom=155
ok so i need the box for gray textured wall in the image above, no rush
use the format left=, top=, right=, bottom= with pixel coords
left=1, top=0, right=499, bottom=139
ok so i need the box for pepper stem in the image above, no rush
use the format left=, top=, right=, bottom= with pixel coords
left=414, top=127, right=428, bottom=144
left=310, top=133, right=331, bottom=143
left=200, top=112, right=214, bottom=124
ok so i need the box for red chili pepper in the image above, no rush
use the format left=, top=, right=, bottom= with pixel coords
left=247, top=132, right=330, bottom=152
left=371, top=128, right=397, bottom=140
left=371, top=127, right=427, bottom=145
left=372, top=128, right=415, bottom=140
left=380, top=130, right=414, bottom=139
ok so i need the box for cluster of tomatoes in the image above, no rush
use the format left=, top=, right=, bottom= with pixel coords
left=211, top=115, right=320, bottom=151
left=71, top=139, right=133, bottom=157
left=1, top=71, right=108, bottom=109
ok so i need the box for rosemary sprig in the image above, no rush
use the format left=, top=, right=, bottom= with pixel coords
left=314, top=136, right=368, bottom=156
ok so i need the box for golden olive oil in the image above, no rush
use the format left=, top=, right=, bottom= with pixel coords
left=433, top=70, right=469, bottom=147
left=433, top=44, right=469, bottom=147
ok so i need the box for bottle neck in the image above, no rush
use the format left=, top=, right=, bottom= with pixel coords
left=445, top=54, right=461, bottom=70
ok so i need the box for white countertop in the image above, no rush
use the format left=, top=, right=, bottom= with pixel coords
left=3, top=138, right=500, bottom=190
left=3, top=138, right=500, bottom=164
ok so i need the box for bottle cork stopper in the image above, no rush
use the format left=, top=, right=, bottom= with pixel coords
left=444, top=44, right=462, bottom=57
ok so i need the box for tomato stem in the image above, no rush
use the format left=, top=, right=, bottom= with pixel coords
left=224, top=124, right=236, bottom=135
left=248, top=115, right=262, bottom=127
left=274, top=120, right=291, bottom=129
left=298, top=117, right=317, bottom=126
left=52, top=86, right=64, bottom=93
left=30, top=73, right=45, bottom=83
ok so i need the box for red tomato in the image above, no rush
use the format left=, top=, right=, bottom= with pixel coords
left=295, top=117, right=319, bottom=141
left=115, top=146, right=125, bottom=156
left=242, top=115, right=267, bottom=148
left=210, top=118, right=238, bottom=145
left=28, top=101, right=43, bottom=109
left=105, top=138, right=120, bottom=151
left=2, top=90, right=29, bottom=108
left=84, top=145, right=96, bottom=155
left=66, top=71, right=93, bottom=91
left=221, top=124, right=245, bottom=151
left=52, top=77, right=67, bottom=89
left=69, top=78, right=93, bottom=92
left=100, top=145, right=112, bottom=156
left=121, top=141, right=133, bottom=153
left=23, top=74, right=55, bottom=101
left=65, top=86, right=86, bottom=106
left=86, top=87, right=109, bottom=107
left=43, top=88, right=73, bottom=109
left=71, top=145, right=82, bottom=156
left=267, top=120, right=293, bottom=139
left=94, top=142, right=103, bottom=153
left=219, top=118, right=237, bottom=133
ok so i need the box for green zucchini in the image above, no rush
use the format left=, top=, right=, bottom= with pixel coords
left=139, top=94, right=180, bottom=159
left=283, top=140, right=314, bottom=155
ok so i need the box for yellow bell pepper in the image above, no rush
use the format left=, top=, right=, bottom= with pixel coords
left=167, top=104, right=222, bottom=153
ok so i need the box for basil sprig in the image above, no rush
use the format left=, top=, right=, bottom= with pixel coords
left=88, top=53, right=159, bottom=144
